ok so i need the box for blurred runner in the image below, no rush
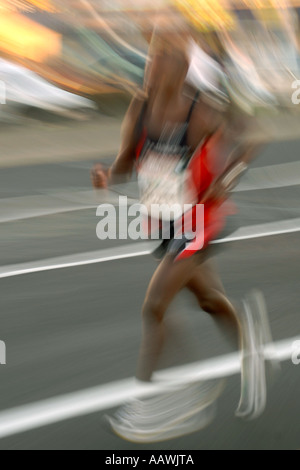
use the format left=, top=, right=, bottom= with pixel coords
left=91, top=25, right=272, bottom=441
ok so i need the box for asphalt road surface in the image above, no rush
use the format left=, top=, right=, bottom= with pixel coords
left=0, top=120, right=299, bottom=450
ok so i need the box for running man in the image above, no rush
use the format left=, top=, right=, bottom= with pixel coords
left=91, top=26, right=270, bottom=441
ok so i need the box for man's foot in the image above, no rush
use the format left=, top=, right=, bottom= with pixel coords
left=236, top=290, right=278, bottom=420
left=107, top=379, right=224, bottom=443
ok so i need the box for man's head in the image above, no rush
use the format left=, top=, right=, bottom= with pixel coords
left=144, top=20, right=191, bottom=93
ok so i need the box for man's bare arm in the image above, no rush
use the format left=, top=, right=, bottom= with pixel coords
left=109, top=96, right=145, bottom=183
left=91, top=95, right=145, bottom=188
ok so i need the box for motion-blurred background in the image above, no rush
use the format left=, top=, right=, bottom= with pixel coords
left=1, top=0, right=300, bottom=123
left=0, top=0, right=300, bottom=451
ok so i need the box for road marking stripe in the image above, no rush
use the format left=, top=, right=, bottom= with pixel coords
left=1, top=217, right=300, bottom=279
left=235, top=161, right=300, bottom=192
left=212, top=217, right=300, bottom=244
left=1, top=160, right=300, bottom=224
left=0, top=189, right=135, bottom=224
left=0, top=336, right=297, bottom=440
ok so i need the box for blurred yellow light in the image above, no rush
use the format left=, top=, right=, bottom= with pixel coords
left=241, top=0, right=285, bottom=9
left=172, top=0, right=236, bottom=32
left=25, top=0, right=56, bottom=11
left=0, top=0, right=56, bottom=12
left=0, top=11, right=61, bottom=62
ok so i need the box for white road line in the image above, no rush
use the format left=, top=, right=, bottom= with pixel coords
left=212, top=217, right=300, bottom=244
left=1, top=160, right=300, bottom=224
left=0, top=242, right=160, bottom=279
left=0, top=336, right=297, bottom=440
left=1, top=217, right=300, bottom=279
left=0, top=189, right=136, bottom=224
left=235, top=161, right=300, bottom=192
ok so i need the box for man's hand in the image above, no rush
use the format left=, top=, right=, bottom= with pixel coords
left=91, top=163, right=110, bottom=189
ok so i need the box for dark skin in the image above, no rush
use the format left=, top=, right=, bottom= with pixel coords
left=92, top=37, right=227, bottom=188
left=91, top=92, right=224, bottom=186
left=91, top=39, right=259, bottom=382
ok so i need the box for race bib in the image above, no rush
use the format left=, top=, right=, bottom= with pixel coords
left=138, top=150, right=198, bottom=221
